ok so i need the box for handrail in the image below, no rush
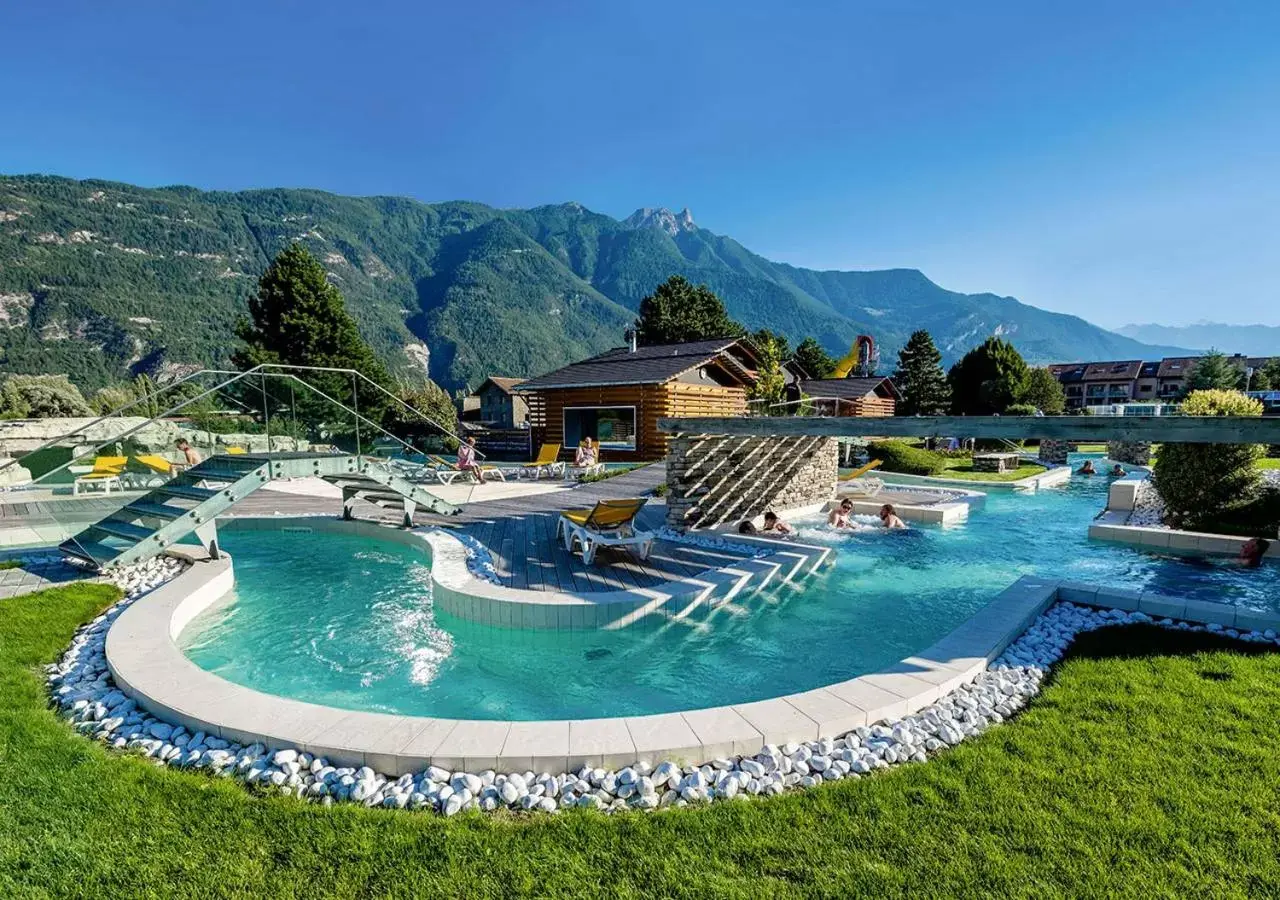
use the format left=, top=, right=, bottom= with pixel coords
left=0, top=368, right=239, bottom=474
left=2, top=363, right=476, bottom=478
left=25, top=369, right=455, bottom=489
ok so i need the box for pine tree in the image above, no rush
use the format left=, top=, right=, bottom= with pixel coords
left=892, top=330, right=951, bottom=415
left=1248, top=357, right=1280, bottom=391
left=947, top=336, right=1029, bottom=415
left=634, top=275, right=744, bottom=345
left=747, top=332, right=786, bottom=412
left=1182, top=349, right=1245, bottom=394
left=793, top=337, right=836, bottom=379
left=234, top=244, right=393, bottom=422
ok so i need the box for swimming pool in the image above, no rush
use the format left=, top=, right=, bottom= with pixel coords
left=179, top=455, right=1280, bottom=721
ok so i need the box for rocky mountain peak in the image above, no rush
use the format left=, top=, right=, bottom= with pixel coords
left=623, top=206, right=696, bottom=236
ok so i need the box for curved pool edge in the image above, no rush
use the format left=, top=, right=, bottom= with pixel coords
left=106, top=541, right=1067, bottom=774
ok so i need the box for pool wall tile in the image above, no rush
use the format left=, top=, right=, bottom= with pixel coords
left=1092, top=587, right=1142, bottom=611
left=731, top=698, right=820, bottom=745
left=1181, top=598, right=1237, bottom=627
left=500, top=721, right=570, bottom=774
left=567, top=719, right=636, bottom=769
left=1235, top=610, right=1280, bottom=632
left=1138, top=592, right=1186, bottom=619
left=624, top=713, right=703, bottom=765
left=680, top=707, right=764, bottom=759
left=781, top=689, right=868, bottom=737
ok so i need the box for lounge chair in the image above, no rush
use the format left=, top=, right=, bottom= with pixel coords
left=556, top=498, right=654, bottom=565
left=121, top=454, right=176, bottom=490
left=428, top=454, right=508, bottom=485
left=72, top=456, right=127, bottom=495
left=522, top=444, right=565, bottom=480
left=838, top=459, right=884, bottom=497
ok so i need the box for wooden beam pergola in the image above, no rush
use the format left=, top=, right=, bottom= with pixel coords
left=656, top=415, right=1280, bottom=444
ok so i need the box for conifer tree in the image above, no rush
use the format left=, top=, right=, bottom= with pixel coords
left=634, top=275, right=743, bottom=345
left=892, top=330, right=951, bottom=415
left=793, top=337, right=836, bottom=379
left=1182, top=349, right=1245, bottom=395
left=947, top=336, right=1029, bottom=414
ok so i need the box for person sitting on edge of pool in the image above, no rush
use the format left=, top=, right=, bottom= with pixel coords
left=762, top=510, right=793, bottom=535
left=1110, top=463, right=1127, bottom=477
left=879, top=503, right=907, bottom=529
left=1078, top=459, right=1097, bottom=475
left=1238, top=537, right=1271, bottom=569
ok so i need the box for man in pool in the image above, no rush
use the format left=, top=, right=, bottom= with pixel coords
left=879, top=504, right=907, bottom=529
left=762, top=510, right=793, bottom=535
left=1078, top=459, right=1097, bottom=475
left=1110, top=463, right=1126, bottom=477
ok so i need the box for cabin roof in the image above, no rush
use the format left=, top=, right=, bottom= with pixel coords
left=514, top=338, right=757, bottom=391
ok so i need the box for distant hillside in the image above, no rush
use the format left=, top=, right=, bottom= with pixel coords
left=0, top=174, right=1189, bottom=390
left=1116, top=322, right=1280, bottom=357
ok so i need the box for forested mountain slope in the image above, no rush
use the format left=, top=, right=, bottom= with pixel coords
left=0, top=175, right=1187, bottom=390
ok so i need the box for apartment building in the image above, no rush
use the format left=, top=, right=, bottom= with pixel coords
left=1048, top=353, right=1277, bottom=409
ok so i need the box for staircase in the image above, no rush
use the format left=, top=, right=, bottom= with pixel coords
left=59, top=452, right=458, bottom=572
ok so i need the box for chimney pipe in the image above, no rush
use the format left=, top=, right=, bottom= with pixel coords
left=625, top=327, right=637, bottom=353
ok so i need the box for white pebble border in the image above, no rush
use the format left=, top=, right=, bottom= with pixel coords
left=654, top=526, right=774, bottom=558
left=452, top=532, right=503, bottom=585
left=46, top=561, right=1280, bottom=817
left=1126, top=478, right=1168, bottom=529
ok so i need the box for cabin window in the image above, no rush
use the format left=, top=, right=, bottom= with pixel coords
left=564, top=406, right=636, bottom=452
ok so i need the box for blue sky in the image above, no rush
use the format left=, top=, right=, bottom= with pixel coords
left=2, top=1, right=1277, bottom=327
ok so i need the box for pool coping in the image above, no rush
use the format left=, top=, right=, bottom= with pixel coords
left=107, top=541, right=1280, bottom=775
left=878, top=465, right=1071, bottom=493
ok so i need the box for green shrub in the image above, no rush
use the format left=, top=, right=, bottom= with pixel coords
left=652, top=482, right=668, bottom=497
left=1003, top=403, right=1038, bottom=417
left=868, top=440, right=946, bottom=476
left=0, top=374, right=93, bottom=418
left=1152, top=390, right=1264, bottom=530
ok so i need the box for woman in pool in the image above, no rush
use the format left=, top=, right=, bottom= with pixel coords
left=1078, top=459, right=1097, bottom=475
left=1238, top=537, right=1271, bottom=569
left=828, top=498, right=860, bottom=529
left=879, top=504, right=907, bottom=529
left=1110, top=464, right=1126, bottom=477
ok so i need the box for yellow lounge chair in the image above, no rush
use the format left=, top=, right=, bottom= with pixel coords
left=135, top=454, right=175, bottom=475
left=226, top=446, right=246, bottom=455
left=838, top=458, right=884, bottom=497
left=72, top=456, right=127, bottom=495
left=556, top=498, right=653, bottom=565
left=522, top=443, right=565, bottom=480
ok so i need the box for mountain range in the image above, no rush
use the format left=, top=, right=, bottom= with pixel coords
left=1116, top=322, right=1280, bottom=358
left=0, top=174, right=1192, bottom=391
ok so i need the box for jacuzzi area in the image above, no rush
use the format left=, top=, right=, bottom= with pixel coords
left=103, top=454, right=1280, bottom=777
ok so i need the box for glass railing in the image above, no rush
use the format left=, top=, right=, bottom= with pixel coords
left=0, top=366, right=465, bottom=554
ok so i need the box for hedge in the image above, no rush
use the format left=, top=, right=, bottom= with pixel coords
left=867, top=440, right=946, bottom=476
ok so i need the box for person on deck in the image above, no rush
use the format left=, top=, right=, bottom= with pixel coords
left=457, top=436, right=486, bottom=484
left=574, top=437, right=597, bottom=468
left=879, top=504, right=907, bottom=529
left=1078, top=459, right=1097, bottom=475
left=174, top=438, right=201, bottom=470
left=762, top=511, right=793, bottom=535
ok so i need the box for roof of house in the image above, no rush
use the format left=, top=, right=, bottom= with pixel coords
left=1157, top=356, right=1198, bottom=378
left=475, top=376, right=526, bottom=396
left=1081, top=360, right=1143, bottom=382
left=513, top=337, right=756, bottom=391
left=1048, top=363, right=1087, bottom=383
left=797, top=376, right=902, bottom=402
left=1138, top=361, right=1161, bottom=378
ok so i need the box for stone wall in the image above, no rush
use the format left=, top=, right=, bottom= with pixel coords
left=1037, top=439, right=1071, bottom=465
left=666, top=435, right=838, bottom=529
left=1106, top=440, right=1152, bottom=466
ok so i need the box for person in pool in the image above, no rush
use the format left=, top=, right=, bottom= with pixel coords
left=1110, top=463, right=1126, bottom=477
left=879, top=503, right=907, bottom=529
left=762, top=510, right=793, bottom=535
left=1078, top=459, right=1097, bottom=475
left=828, top=498, right=859, bottom=529
left=1238, top=537, right=1271, bottom=569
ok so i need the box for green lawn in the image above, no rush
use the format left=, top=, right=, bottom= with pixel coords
left=4, top=584, right=1280, bottom=897
left=1258, top=457, right=1280, bottom=470
left=935, top=459, right=1048, bottom=483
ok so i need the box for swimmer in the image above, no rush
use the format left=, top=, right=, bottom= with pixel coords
left=738, top=520, right=759, bottom=535
left=1110, top=464, right=1126, bottom=477
left=879, top=503, right=907, bottom=529
left=828, top=498, right=859, bottom=529
left=1238, top=537, right=1271, bottom=569
left=762, top=510, right=793, bottom=535
left=1078, top=459, right=1097, bottom=475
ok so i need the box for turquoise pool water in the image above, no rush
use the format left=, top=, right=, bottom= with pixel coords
left=180, top=455, right=1280, bottom=720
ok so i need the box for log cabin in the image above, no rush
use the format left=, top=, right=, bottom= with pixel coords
left=513, top=337, right=760, bottom=461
